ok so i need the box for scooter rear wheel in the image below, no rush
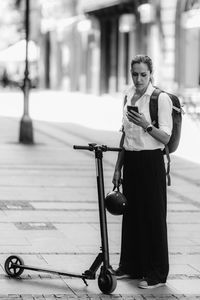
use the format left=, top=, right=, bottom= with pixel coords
left=98, top=271, right=117, bottom=294
left=4, top=255, right=24, bottom=278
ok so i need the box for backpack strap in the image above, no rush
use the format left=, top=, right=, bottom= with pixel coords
left=149, top=88, right=162, bottom=128
left=165, top=145, right=171, bottom=186
left=150, top=88, right=171, bottom=187
left=124, top=95, right=127, bottom=107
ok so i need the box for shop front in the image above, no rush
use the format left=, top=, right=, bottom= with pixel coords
left=77, top=0, right=157, bottom=95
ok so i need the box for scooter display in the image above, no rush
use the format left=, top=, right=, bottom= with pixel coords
left=4, top=143, right=121, bottom=294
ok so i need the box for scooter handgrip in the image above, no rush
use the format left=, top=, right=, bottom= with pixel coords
left=106, top=147, right=122, bottom=152
left=73, top=145, right=91, bottom=150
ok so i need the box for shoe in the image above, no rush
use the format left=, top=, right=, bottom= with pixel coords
left=138, top=278, right=166, bottom=289
left=114, top=267, right=131, bottom=279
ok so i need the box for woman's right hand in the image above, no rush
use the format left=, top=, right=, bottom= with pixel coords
left=112, top=169, right=122, bottom=188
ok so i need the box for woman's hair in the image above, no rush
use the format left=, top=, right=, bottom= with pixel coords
left=131, top=55, right=153, bottom=74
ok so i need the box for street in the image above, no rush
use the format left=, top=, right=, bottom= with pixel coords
left=0, top=89, right=199, bottom=298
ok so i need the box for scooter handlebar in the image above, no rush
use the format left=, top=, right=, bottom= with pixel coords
left=73, top=144, right=122, bottom=152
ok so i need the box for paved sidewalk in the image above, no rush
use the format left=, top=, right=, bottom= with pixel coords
left=0, top=114, right=199, bottom=299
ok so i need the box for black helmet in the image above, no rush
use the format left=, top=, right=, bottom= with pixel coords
left=105, top=186, right=127, bottom=215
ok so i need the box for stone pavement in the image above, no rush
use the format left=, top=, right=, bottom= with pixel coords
left=0, top=115, right=199, bottom=299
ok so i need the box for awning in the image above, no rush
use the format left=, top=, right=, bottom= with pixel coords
left=78, top=0, right=136, bottom=13
left=0, top=40, right=39, bottom=63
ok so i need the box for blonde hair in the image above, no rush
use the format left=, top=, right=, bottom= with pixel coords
left=131, top=54, right=154, bottom=83
left=131, top=55, right=153, bottom=73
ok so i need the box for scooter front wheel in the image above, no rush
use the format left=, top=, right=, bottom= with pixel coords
left=4, top=255, right=24, bottom=278
left=98, top=271, right=117, bottom=294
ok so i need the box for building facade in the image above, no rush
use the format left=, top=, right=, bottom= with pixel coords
left=76, top=0, right=161, bottom=95
left=38, top=0, right=200, bottom=102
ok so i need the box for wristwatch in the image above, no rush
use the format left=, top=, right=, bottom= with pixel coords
left=146, top=124, right=153, bottom=133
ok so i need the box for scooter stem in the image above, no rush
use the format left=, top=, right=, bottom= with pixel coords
left=95, top=148, right=110, bottom=269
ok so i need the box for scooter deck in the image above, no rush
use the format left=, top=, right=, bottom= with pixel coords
left=12, top=262, right=89, bottom=285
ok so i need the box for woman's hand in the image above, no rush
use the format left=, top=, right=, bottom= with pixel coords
left=126, top=111, right=149, bottom=130
left=127, top=110, right=171, bottom=145
left=112, top=169, right=122, bottom=188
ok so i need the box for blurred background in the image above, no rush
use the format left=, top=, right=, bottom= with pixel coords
left=0, top=0, right=199, bottom=160
left=0, top=0, right=198, bottom=94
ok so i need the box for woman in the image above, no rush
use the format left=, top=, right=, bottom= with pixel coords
left=112, top=55, right=172, bottom=289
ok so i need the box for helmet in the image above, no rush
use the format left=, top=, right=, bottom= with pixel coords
left=105, top=186, right=127, bottom=215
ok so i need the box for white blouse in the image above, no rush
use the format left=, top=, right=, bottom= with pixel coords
left=122, top=83, right=173, bottom=151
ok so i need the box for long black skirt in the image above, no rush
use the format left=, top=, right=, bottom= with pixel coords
left=120, top=149, right=169, bottom=282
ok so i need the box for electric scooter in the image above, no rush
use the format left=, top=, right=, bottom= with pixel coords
left=4, top=143, right=121, bottom=294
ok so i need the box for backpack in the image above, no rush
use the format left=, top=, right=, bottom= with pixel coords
left=150, top=87, right=183, bottom=186
left=123, top=87, right=183, bottom=186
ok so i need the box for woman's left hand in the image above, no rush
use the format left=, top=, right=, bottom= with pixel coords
left=126, top=111, right=149, bottom=130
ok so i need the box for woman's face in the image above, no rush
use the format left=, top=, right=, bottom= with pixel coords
left=131, top=62, right=151, bottom=92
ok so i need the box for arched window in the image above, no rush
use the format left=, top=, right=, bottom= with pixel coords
left=184, top=0, right=200, bottom=11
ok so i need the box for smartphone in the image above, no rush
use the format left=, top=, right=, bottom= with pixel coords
left=127, top=105, right=139, bottom=113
